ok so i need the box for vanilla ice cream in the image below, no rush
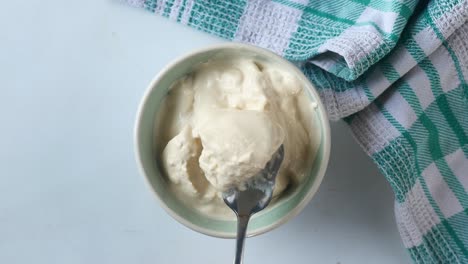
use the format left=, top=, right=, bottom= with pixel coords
left=156, top=57, right=319, bottom=217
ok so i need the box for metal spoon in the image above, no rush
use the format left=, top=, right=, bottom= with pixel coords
left=222, top=145, right=285, bottom=264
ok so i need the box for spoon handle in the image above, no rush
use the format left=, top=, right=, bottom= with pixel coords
left=234, top=215, right=250, bottom=264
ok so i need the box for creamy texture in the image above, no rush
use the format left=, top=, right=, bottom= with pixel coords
left=157, top=57, right=318, bottom=217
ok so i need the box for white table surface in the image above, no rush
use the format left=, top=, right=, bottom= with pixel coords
left=0, top=1, right=411, bottom=263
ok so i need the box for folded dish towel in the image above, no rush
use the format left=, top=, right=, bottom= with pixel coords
left=128, top=0, right=468, bottom=262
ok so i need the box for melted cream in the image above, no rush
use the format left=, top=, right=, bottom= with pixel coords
left=157, top=58, right=318, bottom=218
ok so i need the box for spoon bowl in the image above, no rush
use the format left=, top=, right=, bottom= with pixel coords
left=223, top=145, right=285, bottom=264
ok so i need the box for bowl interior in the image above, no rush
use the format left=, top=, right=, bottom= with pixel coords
left=135, top=44, right=330, bottom=238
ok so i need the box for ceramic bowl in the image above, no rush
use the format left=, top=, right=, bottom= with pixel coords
left=134, top=43, right=330, bottom=238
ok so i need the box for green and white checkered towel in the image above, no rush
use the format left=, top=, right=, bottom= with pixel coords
left=128, top=0, right=468, bottom=262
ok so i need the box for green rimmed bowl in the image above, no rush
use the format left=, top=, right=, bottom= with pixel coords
left=134, top=43, right=330, bottom=238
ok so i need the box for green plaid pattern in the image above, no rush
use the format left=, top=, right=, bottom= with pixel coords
left=128, top=0, right=468, bottom=262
